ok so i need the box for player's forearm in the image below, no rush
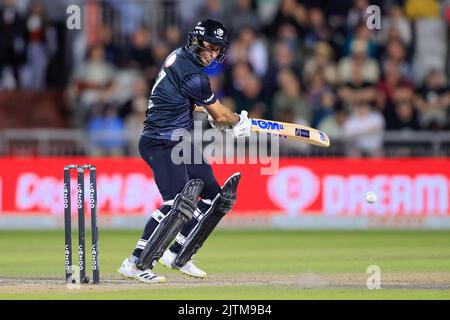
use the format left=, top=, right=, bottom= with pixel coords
left=204, top=100, right=240, bottom=126
left=215, top=110, right=240, bottom=126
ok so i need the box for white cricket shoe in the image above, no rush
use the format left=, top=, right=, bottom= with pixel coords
left=117, top=257, right=136, bottom=278
left=159, top=250, right=207, bottom=278
left=117, top=257, right=166, bottom=283
left=133, top=268, right=167, bottom=283
left=178, top=260, right=207, bottom=278
left=159, top=249, right=176, bottom=269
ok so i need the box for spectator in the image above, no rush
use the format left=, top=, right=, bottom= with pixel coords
left=305, top=69, right=334, bottom=125
left=303, top=41, right=338, bottom=85
left=237, top=26, right=268, bottom=77
left=227, top=0, right=261, bottom=39
left=20, top=0, right=56, bottom=90
left=272, top=67, right=312, bottom=125
left=118, top=75, right=148, bottom=120
left=304, top=7, right=331, bottom=51
left=106, top=0, right=144, bottom=36
left=177, top=0, right=204, bottom=31
left=264, top=40, right=301, bottom=99
left=346, top=0, right=370, bottom=32
left=0, top=0, right=26, bottom=89
left=124, top=27, right=155, bottom=75
left=255, top=0, right=279, bottom=27
left=343, top=22, right=378, bottom=58
left=87, top=103, right=126, bottom=156
left=338, top=65, right=377, bottom=109
left=386, top=86, right=421, bottom=156
left=343, top=99, right=385, bottom=157
left=98, top=24, right=121, bottom=66
left=378, top=4, right=412, bottom=47
left=388, top=92, right=420, bottom=130
left=195, top=0, right=226, bottom=24
left=227, top=37, right=250, bottom=65
left=312, top=90, right=338, bottom=128
left=380, top=39, right=413, bottom=82
left=414, top=69, right=450, bottom=130
left=322, top=1, right=353, bottom=58
left=67, top=44, right=117, bottom=127
left=224, top=61, right=253, bottom=103
left=337, top=39, right=380, bottom=84
left=376, top=60, right=412, bottom=113
left=270, top=0, right=308, bottom=38
left=318, top=102, right=349, bottom=139
left=165, top=24, right=182, bottom=51
left=152, top=41, right=170, bottom=73
left=275, top=21, right=302, bottom=56
left=234, top=74, right=266, bottom=118
left=383, top=84, right=414, bottom=128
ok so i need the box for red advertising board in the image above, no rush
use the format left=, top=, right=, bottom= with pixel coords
left=0, top=158, right=449, bottom=217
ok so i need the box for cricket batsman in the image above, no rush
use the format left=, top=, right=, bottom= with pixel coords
left=118, top=19, right=251, bottom=283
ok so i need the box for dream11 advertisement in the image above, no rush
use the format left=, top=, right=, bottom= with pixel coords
left=0, top=158, right=449, bottom=219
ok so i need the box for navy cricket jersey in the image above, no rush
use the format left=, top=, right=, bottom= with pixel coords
left=142, top=46, right=217, bottom=140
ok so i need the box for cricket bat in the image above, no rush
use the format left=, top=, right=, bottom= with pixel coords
left=250, top=118, right=330, bottom=148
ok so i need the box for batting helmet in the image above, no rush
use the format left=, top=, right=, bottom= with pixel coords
left=187, top=19, right=229, bottom=65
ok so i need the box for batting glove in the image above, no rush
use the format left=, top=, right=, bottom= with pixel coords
left=231, top=110, right=251, bottom=138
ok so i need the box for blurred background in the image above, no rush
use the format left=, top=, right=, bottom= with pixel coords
left=0, top=0, right=448, bottom=157
left=0, top=0, right=449, bottom=229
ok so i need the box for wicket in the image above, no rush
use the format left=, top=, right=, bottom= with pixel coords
left=64, top=164, right=99, bottom=284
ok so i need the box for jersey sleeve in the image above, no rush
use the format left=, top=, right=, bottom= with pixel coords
left=180, top=73, right=217, bottom=106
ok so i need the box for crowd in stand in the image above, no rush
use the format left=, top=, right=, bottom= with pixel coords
left=0, top=0, right=449, bottom=157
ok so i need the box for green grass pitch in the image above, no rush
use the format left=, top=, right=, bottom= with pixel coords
left=0, top=229, right=449, bottom=299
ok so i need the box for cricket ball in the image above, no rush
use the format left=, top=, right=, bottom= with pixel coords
left=365, top=191, right=377, bottom=204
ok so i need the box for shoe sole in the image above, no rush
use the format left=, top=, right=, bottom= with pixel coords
left=180, top=270, right=207, bottom=279
left=160, top=260, right=206, bottom=278
left=117, top=269, right=167, bottom=283
left=134, top=276, right=167, bottom=284
left=117, top=269, right=134, bottom=279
